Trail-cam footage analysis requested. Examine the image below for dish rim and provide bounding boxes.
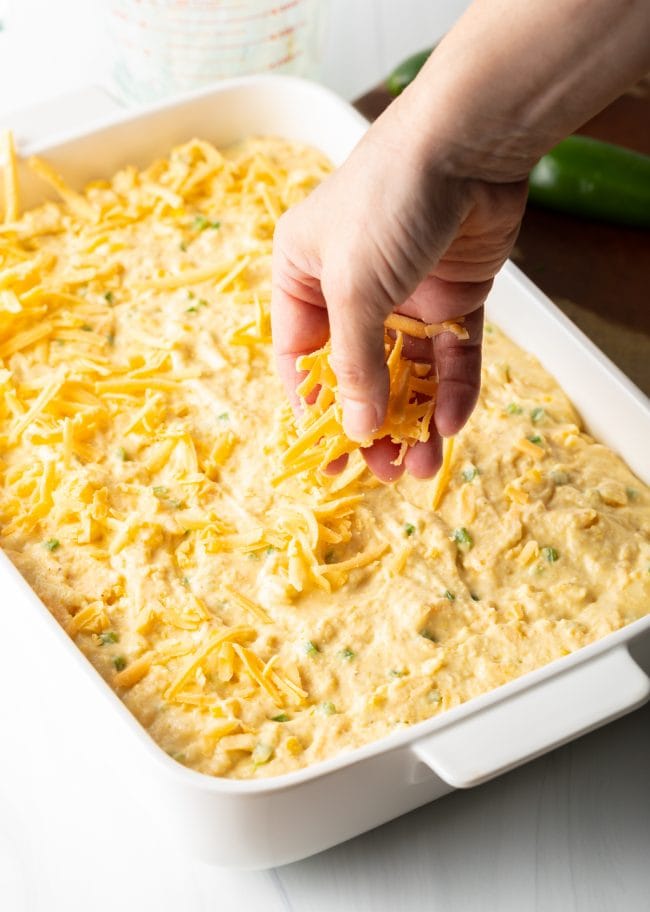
[4,73,649,797]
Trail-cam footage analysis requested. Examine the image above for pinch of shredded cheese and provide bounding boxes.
[384,312,469,341]
[275,328,446,482]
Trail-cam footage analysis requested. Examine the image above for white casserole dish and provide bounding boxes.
[0,75,648,870]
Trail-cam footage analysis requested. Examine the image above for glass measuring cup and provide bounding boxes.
[106,0,328,106]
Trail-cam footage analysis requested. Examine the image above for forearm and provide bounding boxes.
[390,0,650,181]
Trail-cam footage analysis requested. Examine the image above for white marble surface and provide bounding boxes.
[1,3,649,910]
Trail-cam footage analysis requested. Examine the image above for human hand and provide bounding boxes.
[272,0,650,484]
[271,104,527,482]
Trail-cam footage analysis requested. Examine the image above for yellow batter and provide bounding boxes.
[0,136,648,779]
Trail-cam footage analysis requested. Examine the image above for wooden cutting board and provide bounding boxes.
[354,79,650,396]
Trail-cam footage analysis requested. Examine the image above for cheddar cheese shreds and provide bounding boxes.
[274,314,469,483]
[1,136,649,781]
[275,330,438,483]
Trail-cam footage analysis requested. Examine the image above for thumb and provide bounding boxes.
[324,272,391,442]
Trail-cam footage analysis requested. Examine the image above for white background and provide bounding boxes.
[1,2,649,911]
[0,0,471,114]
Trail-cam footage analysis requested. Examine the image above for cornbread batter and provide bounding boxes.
[1,136,648,779]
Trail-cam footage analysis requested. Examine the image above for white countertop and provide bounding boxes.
[2,701,648,911]
[1,3,648,910]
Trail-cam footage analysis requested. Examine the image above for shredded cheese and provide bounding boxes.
[223,586,273,624]
[2,132,638,784]
[515,437,546,459]
[166,627,257,700]
[114,654,152,689]
[0,135,341,775]
[275,329,443,483]
[432,437,456,510]
[2,131,19,224]
[384,312,469,341]
[28,155,95,221]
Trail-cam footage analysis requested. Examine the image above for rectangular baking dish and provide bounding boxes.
[1,75,648,870]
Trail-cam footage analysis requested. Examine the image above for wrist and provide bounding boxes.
[390,0,650,186]
[391,64,543,186]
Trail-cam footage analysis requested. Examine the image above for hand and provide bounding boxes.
[271,107,527,482]
[272,0,650,484]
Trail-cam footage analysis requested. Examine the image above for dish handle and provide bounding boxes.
[411,645,649,789]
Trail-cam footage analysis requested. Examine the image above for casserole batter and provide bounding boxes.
[1,136,648,778]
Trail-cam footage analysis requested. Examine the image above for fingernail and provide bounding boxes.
[342,399,379,442]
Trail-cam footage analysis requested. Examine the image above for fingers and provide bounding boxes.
[362,436,406,483]
[272,208,393,445]
[323,453,349,475]
[270,170,510,482]
[406,274,492,321]
[272,292,329,414]
[404,433,443,479]
[396,275,488,440]
[434,305,484,437]
[271,219,328,412]
[324,270,392,442]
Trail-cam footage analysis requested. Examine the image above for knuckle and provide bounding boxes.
[321,272,388,335]
[320,264,360,305]
[329,356,378,394]
[322,260,393,316]
[273,210,297,251]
